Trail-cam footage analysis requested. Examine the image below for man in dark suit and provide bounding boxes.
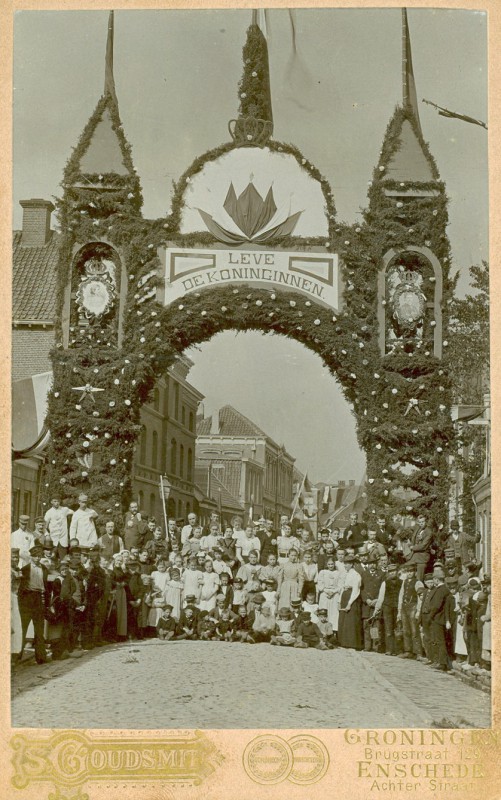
[18,543,50,663]
[256,519,277,566]
[343,513,367,551]
[428,567,453,671]
[374,515,395,550]
[406,513,433,581]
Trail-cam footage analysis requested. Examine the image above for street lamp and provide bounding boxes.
[159,474,173,543]
[273,446,286,530]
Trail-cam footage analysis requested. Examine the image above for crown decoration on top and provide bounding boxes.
[228,115,274,148]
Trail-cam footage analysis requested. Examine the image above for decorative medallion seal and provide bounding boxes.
[242,734,293,785]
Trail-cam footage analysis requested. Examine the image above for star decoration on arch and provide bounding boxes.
[72,383,105,403]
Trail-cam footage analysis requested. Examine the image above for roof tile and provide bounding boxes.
[13,230,60,320]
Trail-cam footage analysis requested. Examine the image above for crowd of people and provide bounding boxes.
[11,496,491,678]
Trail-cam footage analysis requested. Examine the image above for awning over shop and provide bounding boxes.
[12,371,52,458]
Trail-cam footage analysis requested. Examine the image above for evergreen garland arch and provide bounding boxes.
[44,87,453,543]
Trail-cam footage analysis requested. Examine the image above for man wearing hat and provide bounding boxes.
[82,548,107,649]
[428,566,453,671]
[375,563,402,656]
[443,548,460,583]
[18,543,50,663]
[69,494,98,549]
[44,497,74,557]
[397,563,423,659]
[11,515,35,567]
[418,572,436,661]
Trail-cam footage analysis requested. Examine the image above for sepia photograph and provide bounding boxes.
[10,5,491,738]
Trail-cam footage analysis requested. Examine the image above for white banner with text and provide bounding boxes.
[158,248,342,311]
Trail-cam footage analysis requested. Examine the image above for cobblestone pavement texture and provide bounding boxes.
[11,641,491,729]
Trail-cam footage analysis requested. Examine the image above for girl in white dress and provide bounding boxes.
[199,560,221,612]
[164,567,183,621]
[148,559,170,627]
[317,558,343,632]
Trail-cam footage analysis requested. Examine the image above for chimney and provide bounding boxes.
[210,410,219,435]
[20,199,54,247]
[338,480,345,487]
[349,479,355,486]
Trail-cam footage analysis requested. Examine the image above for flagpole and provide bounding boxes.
[402,9,408,108]
[290,472,307,521]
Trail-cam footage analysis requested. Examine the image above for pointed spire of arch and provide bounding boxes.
[104,10,118,106]
[402,8,422,137]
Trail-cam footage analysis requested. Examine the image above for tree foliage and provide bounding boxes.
[447,261,489,531]
[448,261,489,404]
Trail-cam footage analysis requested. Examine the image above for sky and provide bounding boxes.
[13,8,488,484]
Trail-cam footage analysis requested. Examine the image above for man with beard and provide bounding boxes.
[123,501,147,551]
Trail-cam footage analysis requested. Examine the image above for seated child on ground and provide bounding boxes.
[233,604,255,643]
[294,611,327,649]
[214,608,235,641]
[270,607,296,646]
[175,606,198,640]
[157,605,176,640]
[316,608,335,648]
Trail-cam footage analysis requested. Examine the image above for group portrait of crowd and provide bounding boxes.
[11,495,491,677]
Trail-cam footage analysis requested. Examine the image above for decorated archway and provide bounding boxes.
[44,13,454,537]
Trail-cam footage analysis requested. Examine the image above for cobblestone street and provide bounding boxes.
[11,641,490,729]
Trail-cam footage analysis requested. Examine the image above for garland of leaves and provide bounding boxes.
[44,42,453,539]
[238,22,273,122]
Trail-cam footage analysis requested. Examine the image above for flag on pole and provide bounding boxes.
[290,472,307,520]
[422,99,487,130]
[252,9,269,39]
[104,10,118,104]
[283,9,316,112]
[402,9,423,137]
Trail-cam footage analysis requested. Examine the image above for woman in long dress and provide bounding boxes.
[337,556,363,650]
[112,553,131,639]
[199,560,220,612]
[317,557,343,633]
[277,550,303,608]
